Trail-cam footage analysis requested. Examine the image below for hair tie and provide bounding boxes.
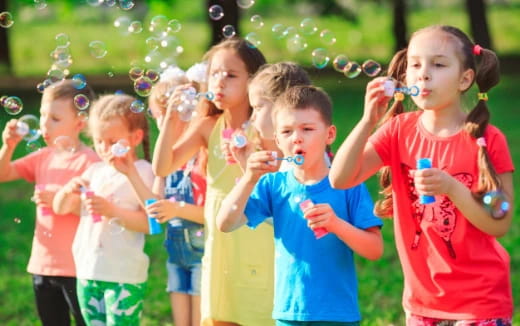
[477,92,488,101]
[476,137,487,147]
[473,44,483,56]
[394,92,405,102]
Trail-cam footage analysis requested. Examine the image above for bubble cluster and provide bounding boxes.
[111,139,130,157]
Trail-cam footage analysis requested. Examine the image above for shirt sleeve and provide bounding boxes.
[11,148,47,183]
[244,174,273,229]
[346,182,383,230]
[486,125,514,174]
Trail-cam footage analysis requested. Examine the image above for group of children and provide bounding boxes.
[0,24,514,326]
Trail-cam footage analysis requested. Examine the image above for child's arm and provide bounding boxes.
[329,78,390,189]
[304,204,384,260]
[415,169,514,237]
[217,150,278,232]
[0,119,22,182]
[153,113,211,177]
[53,177,87,215]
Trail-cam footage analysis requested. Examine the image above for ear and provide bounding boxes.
[130,128,144,147]
[326,124,336,145]
[459,68,475,92]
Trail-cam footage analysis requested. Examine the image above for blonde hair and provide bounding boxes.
[249,62,311,102]
[89,94,151,161]
[42,79,96,115]
[375,25,501,218]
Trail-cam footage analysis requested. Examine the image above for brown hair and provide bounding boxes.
[250,62,311,102]
[273,85,333,126]
[375,25,501,218]
[201,37,267,117]
[89,94,151,162]
[42,79,96,115]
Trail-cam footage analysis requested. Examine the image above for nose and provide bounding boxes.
[291,129,303,144]
[418,65,431,81]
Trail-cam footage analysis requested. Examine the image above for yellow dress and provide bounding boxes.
[201,116,275,325]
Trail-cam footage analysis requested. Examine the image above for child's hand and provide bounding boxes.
[220,138,236,164]
[109,152,136,176]
[83,193,115,219]
[413,167,455,197]
[63,177,89,196]
[33,187,56,209]
[244,150,278,182]
[165,84,195,119]
[302,203,338,233]
[228,130,252,172]
[145,199,180,223]
[2,119,23,149]
[363,77,393,125]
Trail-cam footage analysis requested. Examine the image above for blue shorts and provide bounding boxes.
[276,321,360,326]
[166,260,202,295]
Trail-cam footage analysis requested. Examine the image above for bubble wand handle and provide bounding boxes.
[35,184,52,216]
[416,158,436,204]
[84,190,102,222]
[299,199,329,239]
[145,198,163,235]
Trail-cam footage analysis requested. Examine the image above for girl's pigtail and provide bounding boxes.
[464,46,501,198]
[374,47,408,218]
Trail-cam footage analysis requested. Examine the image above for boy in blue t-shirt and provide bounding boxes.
[216,85,383,326]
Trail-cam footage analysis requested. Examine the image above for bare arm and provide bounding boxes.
[53,177,86,215]
[217,150,278,232]
[330,78,391,189]
[417,169,514,237]
[153,111,214,177]
[0,120,22,182]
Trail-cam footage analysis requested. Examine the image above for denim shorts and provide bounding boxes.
[164,223,204,266]
[276,320,360,326]
[166,260,202,295]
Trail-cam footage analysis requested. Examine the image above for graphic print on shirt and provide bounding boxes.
[401,163,473,258]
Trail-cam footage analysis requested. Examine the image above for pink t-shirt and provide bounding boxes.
[369,111,514,320]
[13,146,100,277]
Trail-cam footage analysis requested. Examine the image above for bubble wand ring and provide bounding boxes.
[275,154,305,165]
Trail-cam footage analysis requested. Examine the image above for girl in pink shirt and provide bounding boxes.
[330,25,513,325]
[0,80,99,326]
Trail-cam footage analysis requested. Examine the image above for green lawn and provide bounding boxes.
[1,1,520,325]
[1,73,519,325]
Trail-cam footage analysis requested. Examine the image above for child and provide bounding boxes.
[216,85,383,325]
[146,70,207,326]
[329,25,513,325]
[53,94,154,325]
[0,79,97,326]
[152,37,274,326]
[228,62,312,170]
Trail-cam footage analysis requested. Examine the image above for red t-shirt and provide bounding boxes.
[13,146,100,277]
[369,111,514,320]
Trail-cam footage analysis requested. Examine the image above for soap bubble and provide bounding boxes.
[2,96,23,115]
[0,11,14,28]
[222,25,236,38]
[26,139,42,153]
[319,29,336,45]
[114,16,131,35]
[344,61,362,79]
[167,19,181,33]
[237,0,255,9]
[134,77,153,97]
[72,74,87,90]
[16,114,40,142]
[362,59,382,77]
[245,32,261,48]
[111,139,130,157]
[34,0,48,10]
[286,35,307,53]
[311,48,330,69]
[149,15,168,35]
[89,41,107,59]
[128,20,143,34]
[333,55,349,72]
[250,14,264,29]
[129,66,144,81]
[54,135,76,153]
[118,0,135,11]
[271,23,285,39]
[208,5,224,21]
[47,69,66,83]
[483,191,510,219]
[299,18,317,35]
[74,94,90,111]
[55,33,70,48]
[129,99,145,113]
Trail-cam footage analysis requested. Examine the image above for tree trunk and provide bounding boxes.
[206,0,240,48]
[0,0,12,74]
[466,0,493,49]
[392,0,408,52]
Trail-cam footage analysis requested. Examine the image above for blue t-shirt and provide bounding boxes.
[245,170,382,322]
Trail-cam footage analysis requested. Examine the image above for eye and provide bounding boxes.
[434,62,445,67]
[304,127,314,131]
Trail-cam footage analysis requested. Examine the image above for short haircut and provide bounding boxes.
[249,62,311,102]
[42,79,96,114]
[273,85,333,126]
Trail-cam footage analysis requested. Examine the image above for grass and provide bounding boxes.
[1,1,520,324]
[1,73,519,325]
